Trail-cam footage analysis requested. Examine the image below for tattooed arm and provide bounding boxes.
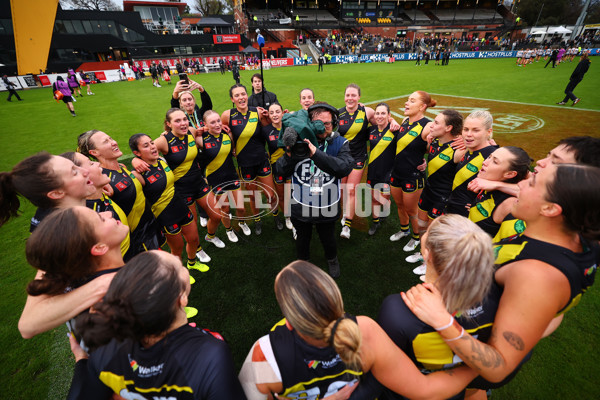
[402,259,570,382]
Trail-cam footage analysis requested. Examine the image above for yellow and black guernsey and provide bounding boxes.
[425,138,457,198]
[229,106,269,167]
[261,123,284,165]
[202,132,239,191]
[493,213,526,243]
[468,189,512,237]
[163,131,209,203]
[446,145,496,216]
[338,105,370,164]
[391,117,429,179]
[268,317,362,399]
[494,234,599,315]
[140,158,193,234]
[68,324,245,399]
[366,123,397,184]
[377,291,500,399]
[86,194,132,261]
[103,165,161,254]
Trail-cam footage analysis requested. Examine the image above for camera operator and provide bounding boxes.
[274,103,352,278]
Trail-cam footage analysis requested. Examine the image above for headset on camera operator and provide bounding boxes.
[274,103,352,278]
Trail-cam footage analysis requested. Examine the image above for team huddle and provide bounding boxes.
[1,77,599,400]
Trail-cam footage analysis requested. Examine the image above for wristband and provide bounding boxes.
[444,327,465,342]
[434,315,454,331]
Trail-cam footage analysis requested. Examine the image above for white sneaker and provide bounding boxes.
[390,230,410,241]
[205,234,225,249]
[412,264,426,275]
[285,217,293,230]
[403,238,420,252]
[226,230,238,243]
[292,226,297,240]
[156,84,162,88]
[340,216,346,227]
[239,222,251,236]
[200,217,208,227]
[340,226,351,239]
[196,249,211,263]
[405,252,423,264]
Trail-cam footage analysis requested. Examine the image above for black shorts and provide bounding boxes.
[239,159,272,182]
[62,96,73,104]
[352,159,366,170]
[271,164,286,184]
[390,174,425,193]
[212,179,241,195]
[163,208,194,235]
[366,179,390,195]
[418,188,448,219]
[178,180,211,206]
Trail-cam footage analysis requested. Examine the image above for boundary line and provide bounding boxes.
[368,93,600,113]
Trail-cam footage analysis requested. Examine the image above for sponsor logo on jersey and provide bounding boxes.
[304,354,342,369]
[585,264,597,276]
[249,118,258,123]
[205,142,215,149]
[382,136,392,141]
[439,153,451,161]
[340,120,347,126]
[269,135,278,141]
[223,140,231,145]
[115,181,128,192]
[355,118,364,123]
[171,145,181,153]
[232,119,241,126]
[164,166,171,172]
[466,163,478,173]
[408,130,419,137]
[514,219,525,233]
[188,142,195,147]
[130,359,138,371]
[147,175,157,184]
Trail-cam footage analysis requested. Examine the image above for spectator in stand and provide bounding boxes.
[248,73,278,109]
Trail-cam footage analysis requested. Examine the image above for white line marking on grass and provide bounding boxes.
[368,93,600,113]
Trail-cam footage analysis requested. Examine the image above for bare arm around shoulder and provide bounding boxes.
[19,271,114,339]
[358,316,478,400]
[401,260,570,382]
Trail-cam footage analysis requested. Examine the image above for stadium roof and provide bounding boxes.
[196,17,232,27]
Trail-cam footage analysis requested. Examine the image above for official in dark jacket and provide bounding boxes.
[248,73,278,108]
[557,52,590,106]
[275,103,352,278]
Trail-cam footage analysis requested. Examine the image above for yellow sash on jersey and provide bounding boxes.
[413,323,493,370]
[493,218,526,243]
[452,152,485,190]
[368,129,395,164]
[151,159,175,218]
[99,371,193,394]
[170,133,198,182]
[270,148,284,165]
[235,111,259,155]
[468,191,495,223]
[493,240,528,266]
[103,194,130,258]
[343,109,366,142]
[206,134,232,177]
[396,124,423,155]
[427,144,454,177]
[120,166,146,231]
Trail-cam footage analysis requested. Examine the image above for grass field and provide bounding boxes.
[1,57,599,399]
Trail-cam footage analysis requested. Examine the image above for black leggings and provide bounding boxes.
[291,218,337,261]
[562,79,581,103]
